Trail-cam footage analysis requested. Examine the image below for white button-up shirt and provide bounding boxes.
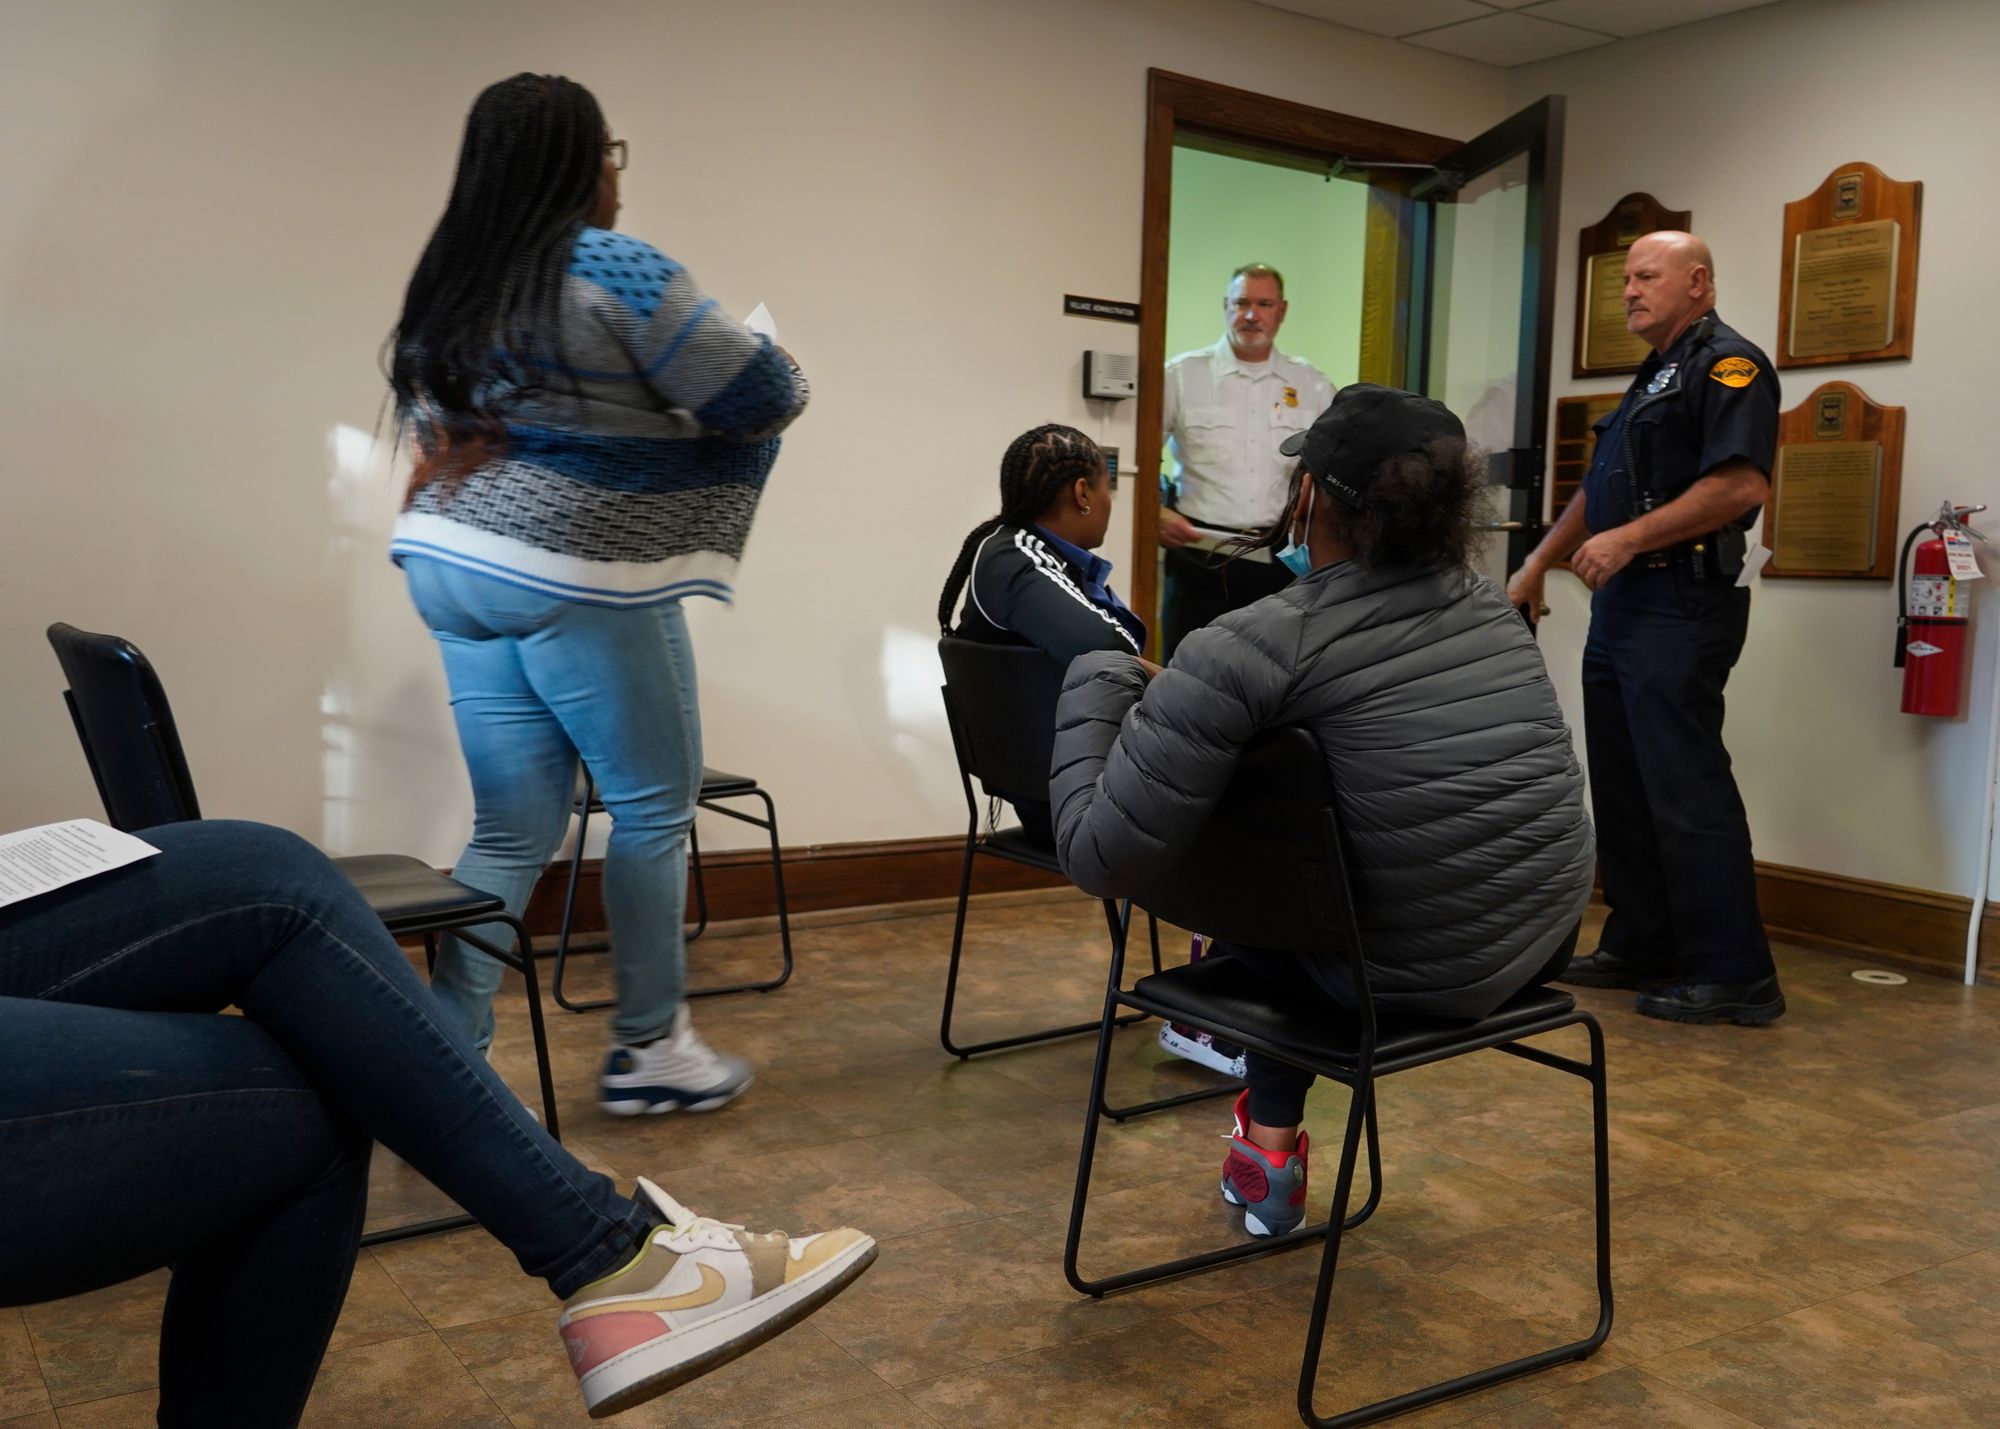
[1163,338,1335,557]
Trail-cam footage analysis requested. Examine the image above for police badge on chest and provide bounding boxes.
[1645,364,1678,396]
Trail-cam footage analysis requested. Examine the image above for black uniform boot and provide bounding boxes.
[1634,976,1786,1026]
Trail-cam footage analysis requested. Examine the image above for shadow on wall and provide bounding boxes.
[0,4,489,854]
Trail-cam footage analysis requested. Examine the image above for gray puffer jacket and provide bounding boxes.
[1051,559,1594,1019]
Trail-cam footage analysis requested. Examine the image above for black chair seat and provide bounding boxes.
[698,766,759,798]
[977,825,1063,871]
[1132,957,1576,1071]
[573,765,761,814]
[333,855,503,932]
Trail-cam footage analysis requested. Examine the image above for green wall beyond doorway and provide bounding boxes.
[1165,144,1370,396]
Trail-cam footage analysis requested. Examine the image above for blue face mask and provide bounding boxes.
[1275,481,1316,578]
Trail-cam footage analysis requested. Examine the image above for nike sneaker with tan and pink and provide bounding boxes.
[558,1178,877,1418]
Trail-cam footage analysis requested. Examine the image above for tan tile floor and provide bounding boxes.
[11,892,2000,1427]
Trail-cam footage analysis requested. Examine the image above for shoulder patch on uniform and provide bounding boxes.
[1709,356,1758,389]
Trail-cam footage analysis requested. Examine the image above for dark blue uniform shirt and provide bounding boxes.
[1582,312,1780,538]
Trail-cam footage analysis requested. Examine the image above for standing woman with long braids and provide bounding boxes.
[389,74,804,1115]
[940,424,1144,845]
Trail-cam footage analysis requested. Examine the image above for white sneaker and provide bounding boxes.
[599,1006,753,1116]
[559,1179,876,1418]
[1158,1022,1249,1079]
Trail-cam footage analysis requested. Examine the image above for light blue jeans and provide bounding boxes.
[404,557,699,1048]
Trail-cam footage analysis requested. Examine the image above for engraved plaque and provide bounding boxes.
[1773,441,1880,572]
[1777,162,1921,368]
[1573,192,1689,378]
[1788,219,1898,359]
[1582,252,1652,371]
[1761,381,1904,579]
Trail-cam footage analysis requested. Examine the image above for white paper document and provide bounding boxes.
[1736,542,1773,588]
[744,302,779,343]
[0,819,160,910]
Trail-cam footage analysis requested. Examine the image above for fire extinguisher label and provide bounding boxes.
[1943,530,1985,581]
[1906,641,1945,657]
[1910,574,1955,617]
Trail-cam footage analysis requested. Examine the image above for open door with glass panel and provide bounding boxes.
[1131,75,1565,643]
[1406,96,1566,594]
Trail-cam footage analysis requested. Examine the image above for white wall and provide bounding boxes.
[1509,0,2000,902]
[0,0,1508,861]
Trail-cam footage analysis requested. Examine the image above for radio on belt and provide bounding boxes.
[1083,350,1137,401]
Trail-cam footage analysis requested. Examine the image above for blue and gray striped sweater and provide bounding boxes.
[390,227,808,607]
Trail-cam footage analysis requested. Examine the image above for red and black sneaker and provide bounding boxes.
[1218,1089,1309,1237]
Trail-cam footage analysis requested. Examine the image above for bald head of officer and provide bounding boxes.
[1622,230,1717,354]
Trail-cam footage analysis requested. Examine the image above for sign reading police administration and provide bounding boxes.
[1063,294,1141,324]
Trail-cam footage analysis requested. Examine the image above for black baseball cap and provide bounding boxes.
[1278,384,1465,510]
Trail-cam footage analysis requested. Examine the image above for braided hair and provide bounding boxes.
[389,74,606,494]
[937,424,1105,633]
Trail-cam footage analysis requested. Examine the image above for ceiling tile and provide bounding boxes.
[1404,11,1614,64]
[1251,0,1494,40]
[1520,0,1784,40]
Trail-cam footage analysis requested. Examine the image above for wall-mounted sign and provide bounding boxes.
[1063,294,1141,324]
[1762,381,1904,579]
[1572,192,1689,379]
[1778,163,1922,368]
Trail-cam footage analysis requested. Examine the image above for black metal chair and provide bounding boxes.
[936,637,1162,1058]
[549,767,795,1012]
[1063,727,1612,1428]
[45,623,562,1246]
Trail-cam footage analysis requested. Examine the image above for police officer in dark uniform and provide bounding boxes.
[1509,231,1785,1025]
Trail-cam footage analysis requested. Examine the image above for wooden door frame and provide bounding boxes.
[1131,69,1462,643]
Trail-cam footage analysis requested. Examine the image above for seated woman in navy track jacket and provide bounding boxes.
[937,424,1145,845]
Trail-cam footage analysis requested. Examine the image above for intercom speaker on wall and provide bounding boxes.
[1083,350,1137,401]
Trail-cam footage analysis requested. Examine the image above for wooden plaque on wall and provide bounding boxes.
[1777,162,1921,369]
[1572,192,1689,378]
[1551,391,1625,513]
[1761,381,1904,579]
[1550,391,1624,567]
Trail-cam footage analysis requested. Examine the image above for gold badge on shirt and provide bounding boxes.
[1282,386,1299,408]
[1709,357,1758,389]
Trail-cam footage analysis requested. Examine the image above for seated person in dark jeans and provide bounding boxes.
[938,423,1146,845]
[0,820,874,1426]
[1050,386,1595,1237]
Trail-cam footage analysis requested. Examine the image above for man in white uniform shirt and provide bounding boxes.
[1159,263,1336,654]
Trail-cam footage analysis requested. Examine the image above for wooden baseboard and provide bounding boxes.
[522,834,1065,935]
[1755,860,2000,987]
[524,837,1999,986]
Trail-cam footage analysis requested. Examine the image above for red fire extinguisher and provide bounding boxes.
[1895,504,1985,717]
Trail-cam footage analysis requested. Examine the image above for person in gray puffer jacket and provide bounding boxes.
[1050,384,1594,1238]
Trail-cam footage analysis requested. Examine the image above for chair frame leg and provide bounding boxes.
[551,789,609,1014]
[1291,1015,1611,1426]
[364,914,562,1248]
[550,779,794,1012]
[1063,906,1377,1294]
[938,841,1149,1058]
[1095,919,1241,1123]
[1067,1012,1608,1425]
[1063,1026,1379,1297]
[684,789,794,999]
[1288,1008,1616,1416]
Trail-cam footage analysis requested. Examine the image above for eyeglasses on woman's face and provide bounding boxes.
[603,139,628,172]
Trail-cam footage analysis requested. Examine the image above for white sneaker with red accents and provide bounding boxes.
[558,1179,876,1418]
